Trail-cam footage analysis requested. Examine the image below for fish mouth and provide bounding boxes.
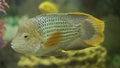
[11,43,39,55]
[11,43,31,54]
[11,45,26,54]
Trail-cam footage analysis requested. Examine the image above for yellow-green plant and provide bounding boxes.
[38,1,59,13]
[18,46,107,68]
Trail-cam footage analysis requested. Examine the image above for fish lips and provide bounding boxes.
[11,42,32,54]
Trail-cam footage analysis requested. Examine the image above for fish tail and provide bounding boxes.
[79,13,104,46]
[68,12,105,46]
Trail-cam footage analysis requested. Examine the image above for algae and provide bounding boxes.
[18,46,107,68]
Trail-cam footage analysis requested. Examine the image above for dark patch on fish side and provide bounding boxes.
[81,20,95,40]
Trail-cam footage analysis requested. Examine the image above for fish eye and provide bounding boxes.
[24,35,28,38]
[22,33,29,39]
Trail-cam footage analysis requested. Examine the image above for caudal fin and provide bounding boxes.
[82,13,104,46]
[67,12,105,46]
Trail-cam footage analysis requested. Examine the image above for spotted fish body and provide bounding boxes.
[34,14,78,48]
[11,12,104,56]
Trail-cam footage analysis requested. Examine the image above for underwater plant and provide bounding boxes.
[0,0,9,48]
[0,0,9,17]
[3,15,29,41]
[112,55,120,68]
[38,1,59,13]
[0,20,7,48]
[18,46,107,68]
[4,16,19,26]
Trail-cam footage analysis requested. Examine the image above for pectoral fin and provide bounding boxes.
[44,31,61,48]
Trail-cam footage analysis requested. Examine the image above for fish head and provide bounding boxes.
[11,20,44,55]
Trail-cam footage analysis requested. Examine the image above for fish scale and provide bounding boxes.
[32,15,77,47]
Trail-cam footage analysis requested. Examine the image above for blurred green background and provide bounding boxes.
[0,0,120,68]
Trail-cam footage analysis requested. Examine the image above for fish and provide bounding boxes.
[11,12,105,56]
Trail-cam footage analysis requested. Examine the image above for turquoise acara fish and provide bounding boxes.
[11,12,105,56]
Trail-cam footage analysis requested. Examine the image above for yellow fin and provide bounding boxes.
[68,12,94,16]
[44,32,61,48]
[69,12,105,46]
[84,16,104,46]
